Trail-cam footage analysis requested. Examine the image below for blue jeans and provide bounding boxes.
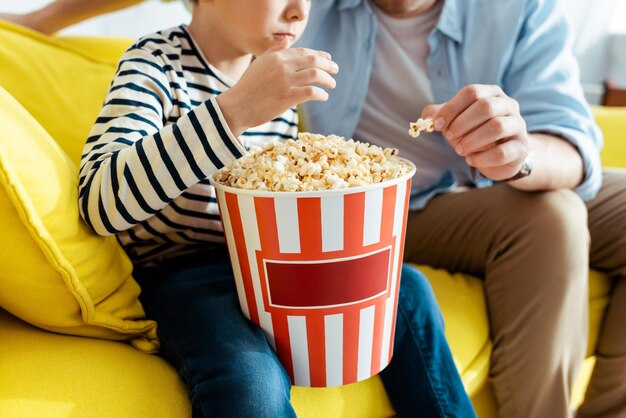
[134,254,475,418]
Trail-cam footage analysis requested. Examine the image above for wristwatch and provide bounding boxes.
[504,151,534,182]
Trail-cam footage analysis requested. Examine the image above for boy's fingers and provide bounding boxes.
[295,67,337,90]
[286,47,335,69]
[290,53,339,74]
[292,85,330,104]
[262,36,291,56]
[291,46,332,61]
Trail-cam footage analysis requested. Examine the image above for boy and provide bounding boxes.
[79,0,476,416]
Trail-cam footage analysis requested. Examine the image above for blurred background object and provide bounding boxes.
[566,0,626,104]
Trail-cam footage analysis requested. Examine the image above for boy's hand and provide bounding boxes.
[217,40,339,137]
[422,84,530,182]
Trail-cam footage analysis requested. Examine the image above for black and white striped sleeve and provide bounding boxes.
[78,47,246,236]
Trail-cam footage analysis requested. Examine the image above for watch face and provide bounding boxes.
[519,161,531,176]
[504,151,534,182]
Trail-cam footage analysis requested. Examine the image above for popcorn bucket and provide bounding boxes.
[210,161,415,387]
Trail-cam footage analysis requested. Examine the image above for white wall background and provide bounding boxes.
[0,0,190,37]
[1,0,625,103]
[565,0,625,102]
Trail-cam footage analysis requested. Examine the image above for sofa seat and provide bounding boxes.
[0,308,190,417]
[0,267,612,418]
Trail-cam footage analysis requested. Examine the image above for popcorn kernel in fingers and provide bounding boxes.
[408,117,434,138]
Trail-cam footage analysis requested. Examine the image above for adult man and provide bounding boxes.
[298,0,626,417]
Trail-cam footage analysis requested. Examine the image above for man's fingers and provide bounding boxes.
[446,96,513,141]
[465,138,525,172]
[433,84,505,130]
[450,116,525,156]
[421,104,444,121]
[455,116,522,156]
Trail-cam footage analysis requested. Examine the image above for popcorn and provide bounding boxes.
[213,132,412,192]
[408,117,434,138]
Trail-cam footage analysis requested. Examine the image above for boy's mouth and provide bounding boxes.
[273,33,296,44]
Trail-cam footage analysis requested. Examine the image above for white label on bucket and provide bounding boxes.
[275,198,301,254]
[325,313,344,386]
[321,195,344,252]
[239,194,275,348]
[288,315,311,387]
[357,305,376,381]
[363,188,384,246]
[216,190,250,320]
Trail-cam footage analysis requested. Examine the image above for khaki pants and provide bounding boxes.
[403,170,626,418]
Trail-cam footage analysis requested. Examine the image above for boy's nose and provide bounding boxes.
[286,0,308,21]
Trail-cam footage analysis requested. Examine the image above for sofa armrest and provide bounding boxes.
[593,106,626,169]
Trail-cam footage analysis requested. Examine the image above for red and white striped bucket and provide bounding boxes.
[210,161,415,387]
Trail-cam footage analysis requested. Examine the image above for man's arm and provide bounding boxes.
[497,0,602,198]
[422,85,586,192]
[423,0,601,197]
[509,133,583,191]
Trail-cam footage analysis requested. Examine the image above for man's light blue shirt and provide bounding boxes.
[298,0,603,209]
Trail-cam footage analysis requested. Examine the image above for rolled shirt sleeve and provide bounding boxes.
[503,0,603,200]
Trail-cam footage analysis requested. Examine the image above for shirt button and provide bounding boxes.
[436,69,443,77]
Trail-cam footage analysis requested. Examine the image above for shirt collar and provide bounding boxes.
[337,0,361,11]
[435,0,463,43]
[339,0,463,43]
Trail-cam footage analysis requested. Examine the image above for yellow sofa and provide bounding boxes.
[0,21,623,417]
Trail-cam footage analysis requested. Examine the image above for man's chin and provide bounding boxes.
[372,0,437,17]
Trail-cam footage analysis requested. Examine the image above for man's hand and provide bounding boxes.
[217,40,339,137]
[422,84,530,181]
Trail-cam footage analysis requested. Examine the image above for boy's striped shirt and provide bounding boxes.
[79,25,298,266]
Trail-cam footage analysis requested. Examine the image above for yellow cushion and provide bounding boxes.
[0,308,186,417]
[0,85,157,349]
[593,106,626,169]
[420,266,492,394]
[292,377,394,418]
[0,21,132,164]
